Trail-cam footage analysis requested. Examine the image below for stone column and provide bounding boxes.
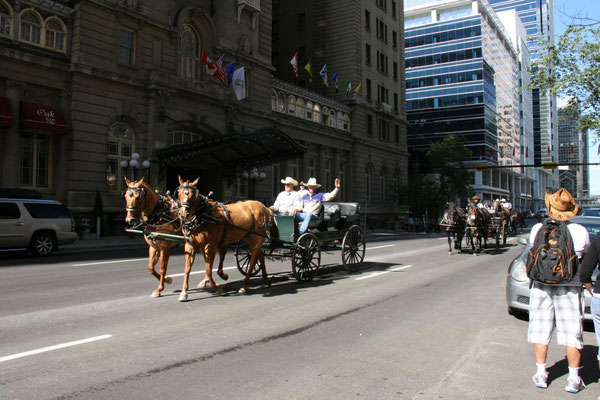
[56,82,71,200]
[1,79,26,187]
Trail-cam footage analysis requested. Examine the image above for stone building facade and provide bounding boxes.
[1,0,406,233]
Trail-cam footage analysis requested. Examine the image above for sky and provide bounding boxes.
[552,0,600,195]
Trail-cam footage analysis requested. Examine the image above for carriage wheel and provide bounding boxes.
[342,226,366,273]
[292,233,321,282]
[235,243,261,277]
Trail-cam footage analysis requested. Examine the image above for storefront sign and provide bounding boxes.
[0,98,12,127]
[21,102,67,134]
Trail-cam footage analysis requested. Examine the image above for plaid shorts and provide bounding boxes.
[527,283,584,349]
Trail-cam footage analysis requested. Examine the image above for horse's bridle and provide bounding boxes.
[125,185,146,213]
[176,182,199,211]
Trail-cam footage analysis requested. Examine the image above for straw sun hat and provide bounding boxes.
[545,188,579,221]
[280,177,298,186]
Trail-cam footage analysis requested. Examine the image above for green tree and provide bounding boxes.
[397,135,473,215]
[427,134,474,203]
[528,24,600,131]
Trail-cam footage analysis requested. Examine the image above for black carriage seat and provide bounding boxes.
[305,202,360,232]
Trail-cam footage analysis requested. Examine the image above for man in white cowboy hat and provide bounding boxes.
[270,177,302,216]
[528,188,590,393]
[295,177,341,234]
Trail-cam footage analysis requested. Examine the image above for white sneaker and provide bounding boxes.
[565,377,585,393]
[532,372,548,388]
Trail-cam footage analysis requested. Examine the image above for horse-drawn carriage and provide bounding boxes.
[123,177,365,300]
[235,202,366,282]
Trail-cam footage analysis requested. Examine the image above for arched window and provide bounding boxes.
[271,90,277,111]
[180,24,199,80]
[288,95,296,115]
[306,101,313,120]
[45,17,66,52]
[107,122,134,191]
[20,9,42,45]
[167,130,201,146]
[328,109,336,128]
[0,1,13,37]
[277,91,286,113]
[322,106,329,125]
[313,103,321,123]
[337,111,344,130]
[295,97,305,118]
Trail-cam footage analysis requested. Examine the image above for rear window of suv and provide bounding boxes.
[24,203,71,219]
[0,202,21,219]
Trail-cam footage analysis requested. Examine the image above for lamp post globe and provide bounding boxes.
[131,152,140,160]
[120,160,129,168]
[142,160,151,169]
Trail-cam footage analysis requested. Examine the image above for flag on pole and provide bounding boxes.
[354,83,361,95]
[304,59,313,82]
[201,50,219,78]
[232,67,246,101]
[547,146,551,154]
[216,54,227,84]
[526,146,529,158]
[512,148,515,156]
[319,64,328,86]
[226,61,236,87]
[344,79,351,96]
[331,72,339,93]
[290,52,299,77]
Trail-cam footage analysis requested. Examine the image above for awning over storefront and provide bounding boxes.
[21,102,67,134]
[0,98,12,127]
[156,126,307,170]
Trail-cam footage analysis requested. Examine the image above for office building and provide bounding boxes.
[558,107,589,198]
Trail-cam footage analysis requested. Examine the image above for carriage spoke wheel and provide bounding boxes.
[292,233,321,282]
[342,226,365,273]
[235,243,261,277]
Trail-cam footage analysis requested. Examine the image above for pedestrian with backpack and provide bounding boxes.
[579,233,600,376]
[527,189,590,393]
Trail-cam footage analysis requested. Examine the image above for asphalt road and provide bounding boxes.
[1,232,599,399]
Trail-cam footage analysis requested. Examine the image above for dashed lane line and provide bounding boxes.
[365,244,396,250]
[355,265,414,281]
[73,258,148,267]
[0,335,113,363]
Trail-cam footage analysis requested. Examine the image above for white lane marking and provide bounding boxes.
[73,258,148,267]
[355,265,413,281]
[366,244,396,250]
[0,335,112,363]
[167,266,237,278]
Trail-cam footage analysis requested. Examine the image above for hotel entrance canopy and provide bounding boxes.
[156,126,307,172]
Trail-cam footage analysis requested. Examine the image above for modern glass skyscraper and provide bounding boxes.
[405,0,524,204]
[558,108,589,198]
[488,0,559,191]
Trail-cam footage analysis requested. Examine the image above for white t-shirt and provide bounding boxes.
[529,222,590,258]
[272,190,302,213]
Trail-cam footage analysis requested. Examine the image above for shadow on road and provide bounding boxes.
[171,261,405,301]
[546,344,599,387]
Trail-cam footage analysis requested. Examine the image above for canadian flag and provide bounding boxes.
[201,50,221,80]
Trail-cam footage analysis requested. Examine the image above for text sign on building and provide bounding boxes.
[20,102,67,134]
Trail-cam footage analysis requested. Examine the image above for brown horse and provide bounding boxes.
[465,203,489,252]
[123,177,225,297]
[492,199,512,235]
[175,176,278,300]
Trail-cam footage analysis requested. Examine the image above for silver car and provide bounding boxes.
[0,199,77,256]
[506,216,600,320]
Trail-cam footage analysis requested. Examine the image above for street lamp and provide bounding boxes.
[241,167,266,199]
[121,152,151,181]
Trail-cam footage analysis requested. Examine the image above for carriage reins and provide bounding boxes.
[125,185,180,230]
[176,183,272,245]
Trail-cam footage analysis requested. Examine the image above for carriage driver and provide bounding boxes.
[270,177,303,216]
[295,177,341,234]
[472,195,485,209]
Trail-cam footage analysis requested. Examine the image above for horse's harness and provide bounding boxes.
[125,185,178,230]
[176,182,273,247]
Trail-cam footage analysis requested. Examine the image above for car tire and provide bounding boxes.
[508,306,527,318]
[30,232,57,257]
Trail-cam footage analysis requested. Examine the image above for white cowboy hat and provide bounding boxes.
[501,198,506,202]
[280,177,298,186]
[304,177,321,188]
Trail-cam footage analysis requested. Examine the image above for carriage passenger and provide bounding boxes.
[270,177,302,216]
[297,181,308,199]
[472,195,485,209]
[295,177,341,234]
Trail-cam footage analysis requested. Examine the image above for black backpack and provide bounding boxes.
[526,220,578,284]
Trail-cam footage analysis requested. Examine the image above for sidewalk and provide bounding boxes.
[61,235,149,252]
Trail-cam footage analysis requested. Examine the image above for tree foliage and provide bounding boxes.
[528,24,600,132]
[397,135,473,215]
